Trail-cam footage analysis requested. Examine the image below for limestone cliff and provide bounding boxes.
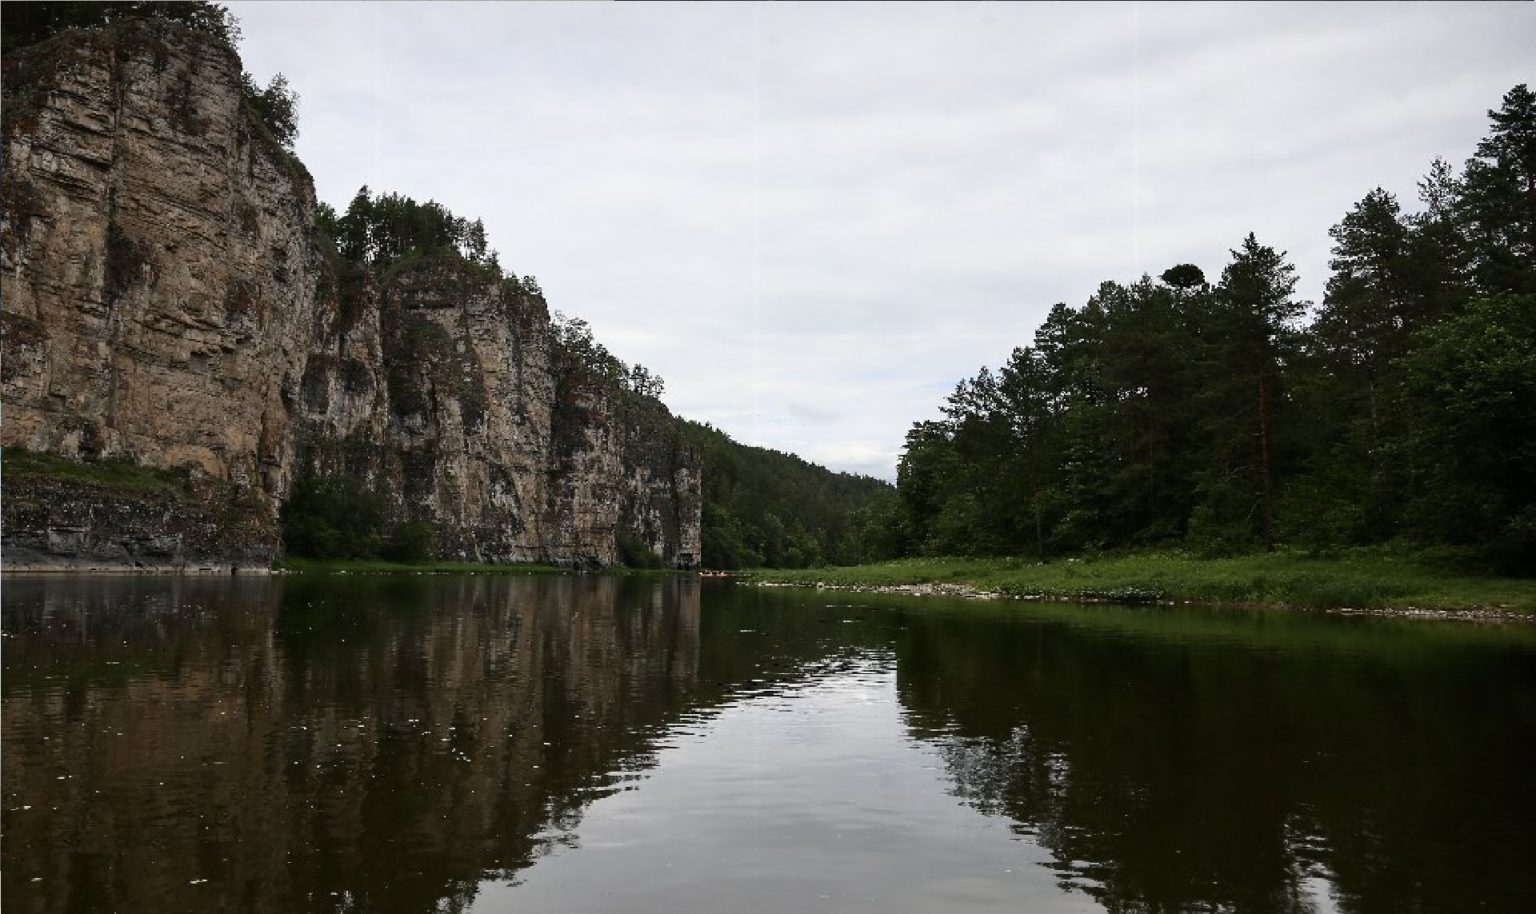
[1,21,700,570]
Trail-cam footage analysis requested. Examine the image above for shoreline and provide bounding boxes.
[1,562,275,575]
[752,579,1535,622]
[1,559,688,577]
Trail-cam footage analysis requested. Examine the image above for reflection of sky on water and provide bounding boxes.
[5,577,1534,913]
[490,656,1090,914]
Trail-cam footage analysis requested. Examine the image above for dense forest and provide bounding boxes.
[890,85,1535,574]
[679,421,894,569]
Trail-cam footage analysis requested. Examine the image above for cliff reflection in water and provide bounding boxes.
[6,580,1536,914]
[2,574,705,913]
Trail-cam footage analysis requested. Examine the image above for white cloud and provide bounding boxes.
[230,0,1535,481]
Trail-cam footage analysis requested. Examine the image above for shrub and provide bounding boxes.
[617,532,663,569]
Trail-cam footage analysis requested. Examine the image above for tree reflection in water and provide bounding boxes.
[893,603,1536,913]
[4,580,1535,913]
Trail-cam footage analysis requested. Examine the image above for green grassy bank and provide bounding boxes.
[746,553,1536,613]
[2,449,193,493]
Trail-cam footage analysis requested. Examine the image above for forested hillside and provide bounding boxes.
[679,421,894,569]
[891,85,1536,573]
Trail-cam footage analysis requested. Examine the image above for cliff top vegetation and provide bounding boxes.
[2,1,298,149]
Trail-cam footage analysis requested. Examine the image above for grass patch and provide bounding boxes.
[2,448,191,494]
[747,551,1536,613]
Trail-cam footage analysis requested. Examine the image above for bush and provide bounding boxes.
[617,532,663,569]
[382,519,434,564]
[281,472,430,561]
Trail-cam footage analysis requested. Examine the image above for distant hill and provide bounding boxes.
[678,420,895,569]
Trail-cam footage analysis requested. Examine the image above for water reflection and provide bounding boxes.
[4,579,1536,913]
[892,603,1536,913]
[3,575,707,913]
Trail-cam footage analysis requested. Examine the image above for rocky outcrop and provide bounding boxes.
[1,22,700,569]
[0,458,275,572]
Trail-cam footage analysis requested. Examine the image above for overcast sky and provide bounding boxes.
[229,1,1533,481]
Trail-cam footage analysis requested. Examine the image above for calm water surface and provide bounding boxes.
[4,575,1535,913]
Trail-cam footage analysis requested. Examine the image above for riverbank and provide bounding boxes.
[746,553,1536,617]
[275,557,567,575]
[274,557,693,575]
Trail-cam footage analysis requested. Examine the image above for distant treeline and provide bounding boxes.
[679,420,895,569]
[890,85,1535,574]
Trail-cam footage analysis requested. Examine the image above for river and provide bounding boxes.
[3,574,1534,912]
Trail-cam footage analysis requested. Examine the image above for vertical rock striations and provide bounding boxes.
[1,22,700,570]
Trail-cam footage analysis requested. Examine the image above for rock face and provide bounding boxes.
[1,22,701,569]
[0,460,275,572]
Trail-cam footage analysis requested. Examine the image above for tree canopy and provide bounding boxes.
[1,1,239,56]
[886,85,1536,574]
[240,71,299,149]
[680,420,895,569]
[323,186,498,270]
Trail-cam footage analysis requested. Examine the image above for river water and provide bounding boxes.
[3,574,1534,913]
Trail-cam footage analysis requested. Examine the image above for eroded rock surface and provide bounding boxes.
[2,22,700,569]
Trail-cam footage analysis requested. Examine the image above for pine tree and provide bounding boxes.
[1458,85,1536,295]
